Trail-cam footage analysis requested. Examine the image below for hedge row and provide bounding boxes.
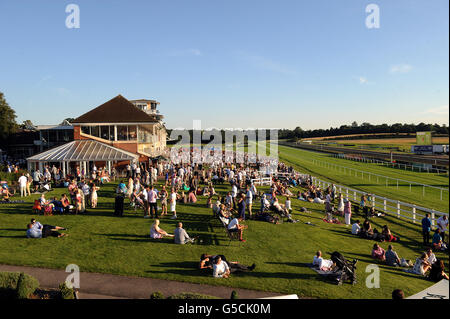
[0,271,40,299]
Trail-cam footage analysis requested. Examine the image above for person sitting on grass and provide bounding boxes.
[272,198,294,221]
[60,194,71,213]
[254,210,280,224]
[150,219,174,239]
[213,256,230,278]
[425,247,437,265]
[359,219,374,238]
[227,216,247,242]
[260,194,271,213]
[428,259,449,282]
[203,255,255,278]
[26,218,68,238]
[371,243,386,261]
[174,222,196,244]
[312,251,333,271]
[351,220,361,235]
[187,189,197,203]
[382,225,400,242]
[385,245,402,267]
[411,253,431,276]
[432,229,448,251]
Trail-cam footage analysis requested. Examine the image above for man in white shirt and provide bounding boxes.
[436,215,448,242]
[352,220,361,235]
[18,173,28,197]
[227,217,246,242]
[245,186,253,218]
[213,256,230,278]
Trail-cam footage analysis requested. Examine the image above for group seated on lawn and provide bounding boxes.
[198,254,256,278]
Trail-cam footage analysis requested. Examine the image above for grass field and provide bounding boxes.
[0,178,447,299]
[276,145,449,213]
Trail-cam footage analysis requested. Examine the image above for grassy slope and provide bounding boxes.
[277,145,449,213]
[0,180,447,299]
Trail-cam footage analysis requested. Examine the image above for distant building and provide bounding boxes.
[27,95,168,174]
[3,123,74,161]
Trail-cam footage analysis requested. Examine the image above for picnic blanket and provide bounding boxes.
[308,263,335,276]
[322,218,341,224]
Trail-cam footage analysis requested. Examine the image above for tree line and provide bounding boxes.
[278,122,448,140]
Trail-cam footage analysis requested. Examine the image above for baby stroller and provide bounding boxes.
[130,193,145,213]
[329,251,358,285]
[36,181,52,193]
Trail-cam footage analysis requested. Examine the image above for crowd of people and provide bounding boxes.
[13,150,449,292]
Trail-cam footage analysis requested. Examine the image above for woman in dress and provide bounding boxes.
[91,183,100,208]
[336,194,345,216]
[159,186,168,216]
[127,177,134,198]
[150,219,174,239]
[344,198,352,225]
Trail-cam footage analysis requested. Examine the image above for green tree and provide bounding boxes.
[0,92,18,140]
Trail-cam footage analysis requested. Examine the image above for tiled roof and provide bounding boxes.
[73,95,158,124]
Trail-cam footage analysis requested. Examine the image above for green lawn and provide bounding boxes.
[276,145,449,213]
[0,180,447,299]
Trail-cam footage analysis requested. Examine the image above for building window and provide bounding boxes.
[91,126,100,138]
[101,126,113,140]
[117,125,128,141]
[81,126,90,135]
[128,125,137,141]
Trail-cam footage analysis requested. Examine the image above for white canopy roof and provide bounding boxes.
[27,140,138,162]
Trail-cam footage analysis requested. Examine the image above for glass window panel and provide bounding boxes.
[100,126,110,140]
[128,125,137,141]
[81,126,90,135]
[109,126,114,140]
[117,126,128,141]
[91,126,100,138]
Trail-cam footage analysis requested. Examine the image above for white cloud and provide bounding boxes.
[236,51,296,75]
[422,105,449,115]
[359,77,368,84]
[389,64,412,74]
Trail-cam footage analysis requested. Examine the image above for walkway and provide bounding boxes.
[0,264,282,299]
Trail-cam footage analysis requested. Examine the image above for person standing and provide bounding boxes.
[26,173,32,196]
[245,186,253,218]
[169,187,178,219]
[18,173,28,197]
[436,215,448,243]
[148,185,158,219]
[421,213,432,245]
[344,199,352,225]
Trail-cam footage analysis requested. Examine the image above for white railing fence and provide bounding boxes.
[310,176,448,226]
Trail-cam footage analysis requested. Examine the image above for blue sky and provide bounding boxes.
[0,0,448,129]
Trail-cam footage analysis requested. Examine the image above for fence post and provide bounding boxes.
[412,205,416,224]
[397,201,400,219]
[354,191,356,201]
[431,210,435,226]
[383,198,387,213]
[346,188,349,200]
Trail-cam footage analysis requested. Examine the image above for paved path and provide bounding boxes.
[0,264,282,299]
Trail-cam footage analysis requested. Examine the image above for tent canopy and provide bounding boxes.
[27,140,138,162]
